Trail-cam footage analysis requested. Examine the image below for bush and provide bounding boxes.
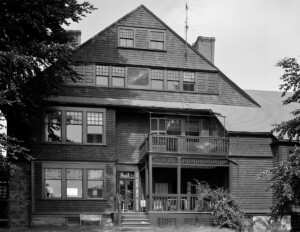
[195,181,248,231]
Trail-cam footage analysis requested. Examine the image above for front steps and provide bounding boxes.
[120,212,152,230]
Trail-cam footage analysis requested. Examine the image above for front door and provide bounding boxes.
[118,172,134,211]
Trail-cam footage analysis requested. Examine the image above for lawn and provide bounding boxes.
[4,225,234,232]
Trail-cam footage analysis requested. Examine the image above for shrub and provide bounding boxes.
[195,181,248,231]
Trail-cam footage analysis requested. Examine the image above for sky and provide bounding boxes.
[67,0,300,91]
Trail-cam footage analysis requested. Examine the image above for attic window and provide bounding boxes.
[150,31,164,50]
[183,72,195,92]
[119,28,134,47]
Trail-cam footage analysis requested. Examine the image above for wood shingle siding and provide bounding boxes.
[230,157,273,212]
[73,7,216,71]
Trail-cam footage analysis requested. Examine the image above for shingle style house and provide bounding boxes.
[3,4,300,229]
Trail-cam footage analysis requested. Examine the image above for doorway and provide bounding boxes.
[118,172,134,211]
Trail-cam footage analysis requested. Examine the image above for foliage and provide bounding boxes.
[0,0,95,170]
[259,57,300,220]
[259,147,300,219]
[195,181,248,231]
[273,57,300,140]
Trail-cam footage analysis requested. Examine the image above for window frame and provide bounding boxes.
[118,27,135,48]
[183,72,195,92]
[149,30,166,50]
[43,107,106,145]
[42,162,106,200]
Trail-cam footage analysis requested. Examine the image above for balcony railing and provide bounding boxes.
[151,194,211,212]
[139,134,229,158]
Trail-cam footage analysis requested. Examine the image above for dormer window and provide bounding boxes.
[150,31,164,50]
[119,28,134,47]
[183,72,195,92]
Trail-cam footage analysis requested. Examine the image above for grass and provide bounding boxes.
[4,225,234,232]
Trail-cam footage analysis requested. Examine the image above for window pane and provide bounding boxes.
[88,170,103,180]
[45,111,61,142]
[112,67,125,77]
[67,180,82,198]
[67,169,82,198]
[167,81,179,90]
[96,65,109,76]
[87,112,103,144]
[66,112,82,143]
[151,80,163,89]
[151,118,157,131]
[183,83,195,92]
[46,180,61,198]
[167,119,181,135]
[87,181,103,198]
[96,76,109,86]
[127,68,149,86]
[112,77,125,87]
[45,169,61,198]
[159,119,166,131]
[87,170,103,199]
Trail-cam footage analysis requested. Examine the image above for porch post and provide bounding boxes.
[145,161,149,211]
[149,156,153,211]
[177,157,181,211]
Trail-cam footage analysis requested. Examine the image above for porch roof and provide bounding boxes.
[46,90,297,134]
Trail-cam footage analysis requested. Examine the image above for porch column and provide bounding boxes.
[177,157,181,211]
[145,161,149,211]
[149,156,153,211]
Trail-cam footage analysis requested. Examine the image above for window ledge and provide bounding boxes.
[117,46,167,52]
[40,142,107,147]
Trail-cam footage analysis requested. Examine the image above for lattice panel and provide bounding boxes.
[157,218,176,226]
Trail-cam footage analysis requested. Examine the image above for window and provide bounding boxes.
[112,67,125,87]
[151,70,164,89]
[166,119,181,135]
[186,120,200,136]
[44,163,105,200]
[87,112,103,144]
[150,31,165,50]
[127,68,149,86]
[119,28,134,47]
[45,110,62,142]
[167,71,180,90]
[87,170,104,199]
[45,169,62,198]
[96,65,109,86]
[151,118,166,135]
[66,111,83,143]
[183,72,195,92]
[44,107,106,144]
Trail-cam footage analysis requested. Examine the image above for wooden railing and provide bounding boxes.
[139,134,229,158]
[151,194,211,212]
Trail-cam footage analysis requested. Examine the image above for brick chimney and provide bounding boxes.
[67,30,81,48]
[193,36,215,64]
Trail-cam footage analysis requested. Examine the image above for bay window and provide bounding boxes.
[44,107,106,144]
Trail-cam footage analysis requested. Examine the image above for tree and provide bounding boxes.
[0,0,95,170]
[260,57,300,219]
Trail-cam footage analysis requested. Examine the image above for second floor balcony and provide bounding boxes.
[139,134,229,158]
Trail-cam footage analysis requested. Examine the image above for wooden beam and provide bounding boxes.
[149,156,153,211]
[145,161,149,211]
[31,161,35,213]
[177,157,181,211]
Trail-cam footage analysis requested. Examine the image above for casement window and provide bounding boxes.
[112,66,125,87]
[150,31,165,50]
[183,72,195,92]
[167,71,180,91]
[96,65,109,86]
[44,164,104,199]
[119,28,134,47]
[151,69,164,89]
[44,107,106,144]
